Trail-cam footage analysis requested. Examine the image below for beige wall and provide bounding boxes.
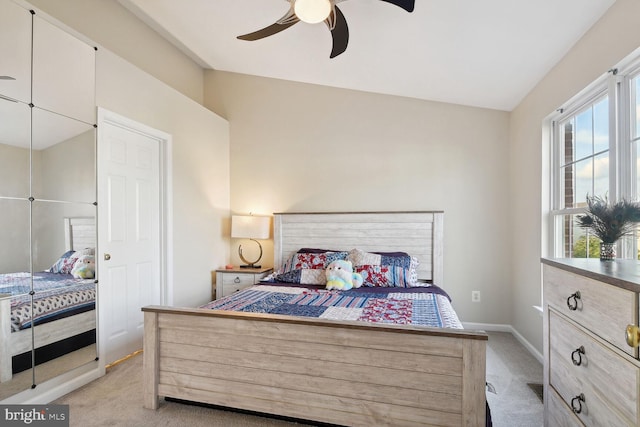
[205,71,512,325]
[0,138,96,272]
[26,0,204,104]
[509,0,640,354]
[97,49,230,307]
[35,131,96,271]
[0,145,30,272]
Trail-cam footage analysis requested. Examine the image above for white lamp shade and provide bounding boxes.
[231,215,270,240]
[294,0,332,24]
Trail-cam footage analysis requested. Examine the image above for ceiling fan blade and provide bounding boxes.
[377,0,415,12]
[327,6,349,58]
[237,8,300,41]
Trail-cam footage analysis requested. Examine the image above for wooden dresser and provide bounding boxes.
[542,258,640,426]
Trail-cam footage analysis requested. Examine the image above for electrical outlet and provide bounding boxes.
[472,291,481,302]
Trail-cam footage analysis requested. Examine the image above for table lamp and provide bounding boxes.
[231,215,270,268]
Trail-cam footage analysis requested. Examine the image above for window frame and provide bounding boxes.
[547,66,640,259]
[617,62,640,258]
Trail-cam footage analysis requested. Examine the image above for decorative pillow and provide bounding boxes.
[73,247,95,257]
[353,265,391,287]
[48,248,96,274]
[48,250,77,274]
[275,251,349,285]
[348,248,420,288]
[274,268,326,285]
[297,248,342,254]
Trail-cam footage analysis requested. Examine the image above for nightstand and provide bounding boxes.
[214,267,273,299]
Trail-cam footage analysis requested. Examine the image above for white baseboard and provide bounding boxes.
[463,322,543,365]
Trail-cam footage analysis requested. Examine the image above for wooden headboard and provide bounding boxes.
[64,217,96,252]
[273,211,444,286]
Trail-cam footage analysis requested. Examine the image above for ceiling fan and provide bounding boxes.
[237,0,415,58]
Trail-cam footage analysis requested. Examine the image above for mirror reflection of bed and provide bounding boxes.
[0,216,97,400]
[0,100,97,400]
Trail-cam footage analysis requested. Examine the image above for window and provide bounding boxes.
[631,72,640,197]
[549,61,640,259]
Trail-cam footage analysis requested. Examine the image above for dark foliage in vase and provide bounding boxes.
[575,195,640,243]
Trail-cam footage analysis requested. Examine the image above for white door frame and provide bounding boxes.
[96,107,173,372]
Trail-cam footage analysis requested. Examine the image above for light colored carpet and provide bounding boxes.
[55,354,309,427]
[54,331,543,426]
[485,332,543,427]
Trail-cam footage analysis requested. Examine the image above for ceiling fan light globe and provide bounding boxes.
[294,0,332,24]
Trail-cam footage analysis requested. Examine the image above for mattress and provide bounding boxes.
[201,282,463,329]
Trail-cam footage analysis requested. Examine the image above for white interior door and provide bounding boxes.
[97,110,163,366]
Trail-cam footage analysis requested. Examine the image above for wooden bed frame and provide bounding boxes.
[0,217,96,383]
[142,212,488,426]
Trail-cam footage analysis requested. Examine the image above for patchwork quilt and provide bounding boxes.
[0,272,95,332]
[201,283,463,329]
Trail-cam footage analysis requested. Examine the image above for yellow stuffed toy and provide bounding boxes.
[71,254,96,279]
[325,260,363,290]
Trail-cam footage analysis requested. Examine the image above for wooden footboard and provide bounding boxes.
[0,295,96,383]
[143,306,487,427]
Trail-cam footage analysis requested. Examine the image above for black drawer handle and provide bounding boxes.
[571,346,585,366]
[566,291,581,310]
[571,393,585,414]
[234,277,241,284]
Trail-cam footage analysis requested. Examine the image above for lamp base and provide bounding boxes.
[240,264,261,269]
[238,239,263,270]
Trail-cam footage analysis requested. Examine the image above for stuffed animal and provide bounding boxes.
[325,260,363,290]
[71,254,96,279]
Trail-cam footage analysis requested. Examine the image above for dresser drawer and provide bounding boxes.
[549,311,639,426]
[543,264,636,355]
[547,386,584,427]
[222,282,252,295]
[221,273,255,287]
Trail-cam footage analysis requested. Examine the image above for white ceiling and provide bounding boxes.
[119,0,616,111]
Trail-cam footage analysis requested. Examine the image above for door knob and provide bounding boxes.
[104,253,111,261]
[626,324,640,347]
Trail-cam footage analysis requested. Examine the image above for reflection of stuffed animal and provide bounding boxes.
[325,260,363,290]
[71,255,95,279]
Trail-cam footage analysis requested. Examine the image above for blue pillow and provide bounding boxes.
[48,250,76,273]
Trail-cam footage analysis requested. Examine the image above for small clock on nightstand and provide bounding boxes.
[214,267,273,299]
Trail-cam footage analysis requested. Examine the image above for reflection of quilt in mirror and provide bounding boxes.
[0,272,95,332]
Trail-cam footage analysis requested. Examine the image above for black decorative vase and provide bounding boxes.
[600,242,616,261]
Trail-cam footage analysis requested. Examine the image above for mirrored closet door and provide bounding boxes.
[0,0,96,401]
